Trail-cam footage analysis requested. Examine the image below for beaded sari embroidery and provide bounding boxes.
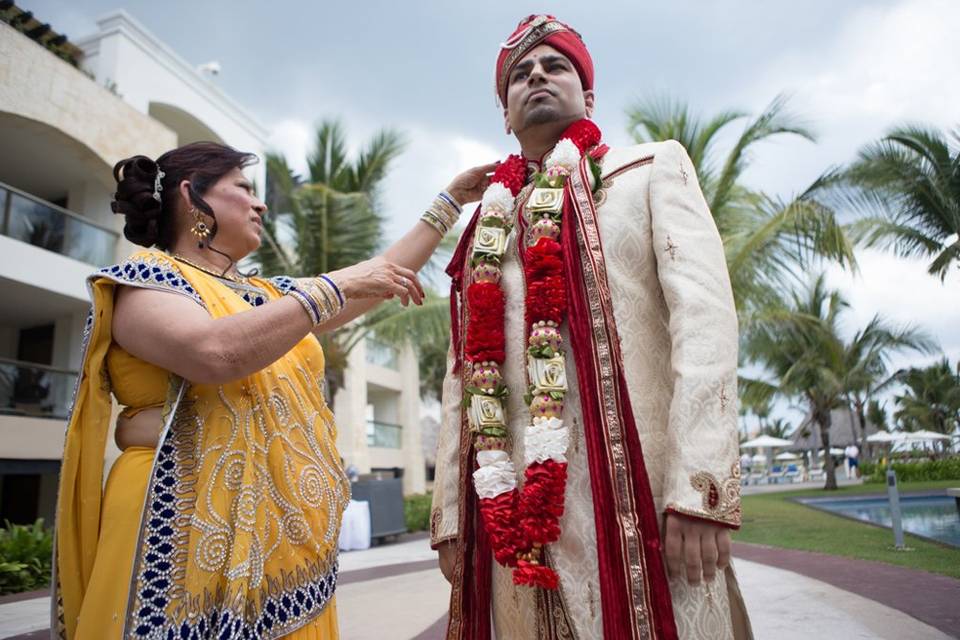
[54,250,349,639]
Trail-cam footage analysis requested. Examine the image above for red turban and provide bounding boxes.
[495,14,594,107]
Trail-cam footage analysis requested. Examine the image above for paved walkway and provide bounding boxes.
[741,476,864,495]
[2,534,957,639]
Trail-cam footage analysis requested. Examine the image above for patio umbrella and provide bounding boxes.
[740,435,794,448]
[904,430,951,441]
[866,431,906,443]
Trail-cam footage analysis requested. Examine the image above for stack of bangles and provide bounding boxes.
[420,191,462,236]
[288,274,345,326]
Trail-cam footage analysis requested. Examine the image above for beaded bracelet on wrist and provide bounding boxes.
[420,191,462,237]
[288,275,345,326]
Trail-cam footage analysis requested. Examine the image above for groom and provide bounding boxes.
[431,14,752,640]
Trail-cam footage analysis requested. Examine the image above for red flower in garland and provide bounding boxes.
[526,275,567,325]
[513,559,560,590]
[525,238,564,281]
[477,491,524,566]
[519,460,568,545]
[491,154,527,197]
[466,282,506,362]
[559,119,602,154]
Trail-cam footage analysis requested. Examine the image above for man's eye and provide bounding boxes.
[513,72,527,82]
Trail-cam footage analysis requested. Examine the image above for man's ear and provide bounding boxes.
[584,90,596,118]
[503,107,512,135]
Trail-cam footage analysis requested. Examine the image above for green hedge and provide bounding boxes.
[0,519,53,595]
[862,457,960,484]
[404,492,433,532]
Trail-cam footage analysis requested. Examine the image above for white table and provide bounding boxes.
[338,499,371,551]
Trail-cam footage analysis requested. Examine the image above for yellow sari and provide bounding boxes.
[54,250,348,639]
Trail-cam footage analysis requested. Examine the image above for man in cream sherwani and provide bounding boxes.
[432,14,753,640]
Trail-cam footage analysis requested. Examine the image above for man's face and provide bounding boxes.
[503,44,594,135]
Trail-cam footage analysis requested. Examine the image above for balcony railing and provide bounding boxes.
[1,180,118,266]
[366,420,402,449]
[0,357,78,420]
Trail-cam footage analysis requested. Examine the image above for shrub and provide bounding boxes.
[862,457,960,484]
[0,519,53,595]
[404,493,433,532]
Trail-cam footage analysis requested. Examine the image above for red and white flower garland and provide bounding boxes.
[465,119,602,589]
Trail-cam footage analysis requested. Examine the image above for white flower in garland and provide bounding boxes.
[474,449,517,499]
[545,138,581,176]
[524,416,569,465]
[480,181,515,216]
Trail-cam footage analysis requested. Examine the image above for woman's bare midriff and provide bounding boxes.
[114,407,164,450]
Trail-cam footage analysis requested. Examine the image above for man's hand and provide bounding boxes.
[663,513,731,585]
[437,539,457,584]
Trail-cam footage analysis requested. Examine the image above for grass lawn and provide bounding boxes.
[733,480,960,580]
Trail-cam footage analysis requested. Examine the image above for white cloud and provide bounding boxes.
[266,119,313,177]
[824,249,960,367]
[737,0,960,199]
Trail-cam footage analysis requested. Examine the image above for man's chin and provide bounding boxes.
[522,105,565,127]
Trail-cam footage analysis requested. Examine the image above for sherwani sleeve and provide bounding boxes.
[430,343,463,547]
[648,140,742,529]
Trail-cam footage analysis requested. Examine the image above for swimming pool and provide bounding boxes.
[801,494,960,547]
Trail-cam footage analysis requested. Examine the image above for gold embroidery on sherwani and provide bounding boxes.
[569,161,653,640]
[675,462,742,527]
[536,548,577,640]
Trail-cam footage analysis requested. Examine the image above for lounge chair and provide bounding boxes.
[768,465,786,484]
[784,464,801,483]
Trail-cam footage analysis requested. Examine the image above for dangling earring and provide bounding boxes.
[189,207,211,248]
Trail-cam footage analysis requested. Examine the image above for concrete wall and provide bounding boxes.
[0,22,176,172]
[76,12,268,194]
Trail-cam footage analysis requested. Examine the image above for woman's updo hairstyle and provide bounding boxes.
[111,141,258,249]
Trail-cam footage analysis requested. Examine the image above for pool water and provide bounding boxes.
[805,494,960,547]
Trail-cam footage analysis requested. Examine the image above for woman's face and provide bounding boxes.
[194,167,267,258]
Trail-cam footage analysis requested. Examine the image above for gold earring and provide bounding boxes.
[189,207,211,247]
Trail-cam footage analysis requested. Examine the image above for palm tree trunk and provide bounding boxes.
[854,397,871,461]
[819,409,838,490]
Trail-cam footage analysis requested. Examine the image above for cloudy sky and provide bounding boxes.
[29,0,960,421]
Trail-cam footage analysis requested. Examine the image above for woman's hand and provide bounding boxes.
[328,257,425,307]
[445,162,500,207]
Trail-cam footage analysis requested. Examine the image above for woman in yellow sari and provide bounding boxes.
[54,141,493,639]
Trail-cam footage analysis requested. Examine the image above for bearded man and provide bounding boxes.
[431,14,753,640]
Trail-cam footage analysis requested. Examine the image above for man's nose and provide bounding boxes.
[527,62,547,84]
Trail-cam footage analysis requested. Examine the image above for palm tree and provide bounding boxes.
[253,120,404,394]
[742,275,850,488]
[763,418,794,440]
[894,358,960,435]
[627,94,857,311]
[842,317,936,455]
[254,120,458,398]
[842,125,960,280]
[866,399,889,432]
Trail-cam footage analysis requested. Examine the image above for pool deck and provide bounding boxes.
[2,535,958,639]
[733,541,960,637]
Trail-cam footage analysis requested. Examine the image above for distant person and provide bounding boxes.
[740,451,753,482]
[345,462,360,482]
[53,141,494,638]
[845,443,860,479]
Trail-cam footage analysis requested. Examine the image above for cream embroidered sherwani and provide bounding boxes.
[432,140,752,639]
